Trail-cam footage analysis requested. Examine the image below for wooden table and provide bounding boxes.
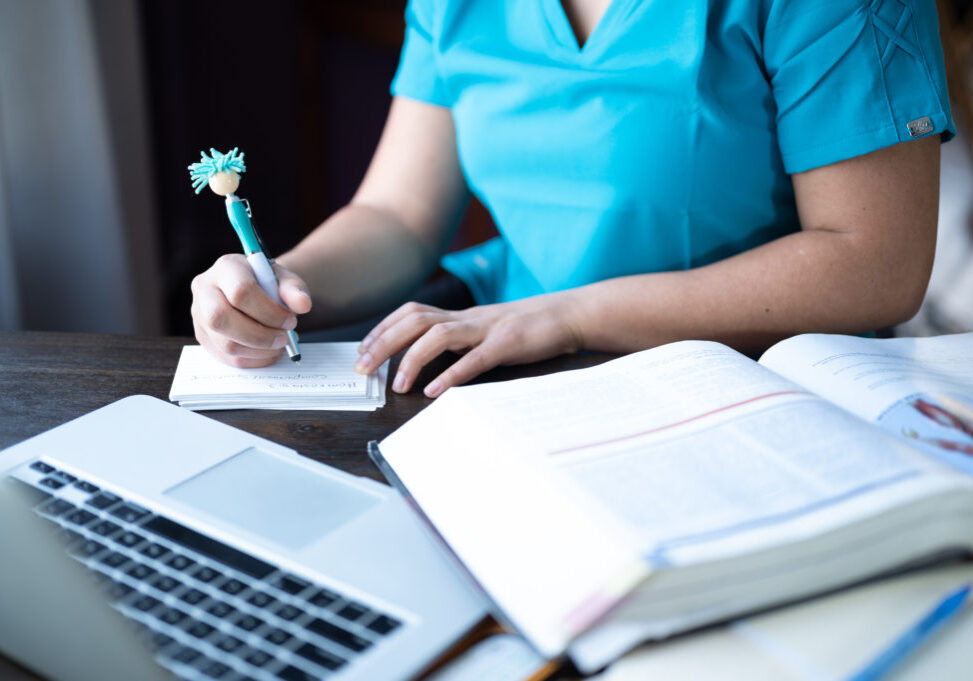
[0,330,614,680]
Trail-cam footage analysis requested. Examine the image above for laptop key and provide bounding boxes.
[243,648,273,667]
[205,601,237,619]
[29,461,55,474]
[116,531,144,548]
[366,615,401,636]
[156,607,188,626]
[99,551,129,569]
[199,661,232,679]
[234,614,265,632]
[74,480,100,494]
[110,503,151,524]
[150,632,175,649]
[166,554,196,571]
[140,542,170,560]
[151,575,181,593]
[39,477,66,490]
[335,601,370,622]
[264,628,293,646]
[214,635,244,653]
[219,578,246,595]
[193,566,222,583]
[275,604,302,621]
[179,588,207,606]
[247,591,276,609]
[86,492,120,510]
[185,621,216,639]
[295,642,346,671]
[72,538,106,558]
[307,588,339,609]
[107,582,135,601]
[131,595,161,612]
[63,509,98,527]
[125,563,157,582]
[170,646,202,664]
[306,618,371,652]
[277,665,318,681]
[90,519,122,537]
[272,574,311,595]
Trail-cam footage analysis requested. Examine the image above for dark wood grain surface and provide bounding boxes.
[0,330,614,480]
[0,330,614,681]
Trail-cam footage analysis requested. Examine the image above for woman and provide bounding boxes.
[190,0,953,398]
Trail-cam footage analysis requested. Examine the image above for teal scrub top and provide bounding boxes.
[391,0,954,305]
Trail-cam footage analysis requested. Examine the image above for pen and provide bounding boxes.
[845,582,970,681]
[188,148,302,363]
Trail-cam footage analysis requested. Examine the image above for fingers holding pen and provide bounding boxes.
[191,254,309,367]
[210,255,299,330]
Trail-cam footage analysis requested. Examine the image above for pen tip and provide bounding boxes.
[292,355,301,364]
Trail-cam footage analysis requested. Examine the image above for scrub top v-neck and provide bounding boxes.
[391,0,954,305]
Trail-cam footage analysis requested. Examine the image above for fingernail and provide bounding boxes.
[272,335,287,349]
[354,352,372,374]
[282,317,297,330]
[424,380,443,398]
[392,373,407,393]
[359,335,374,353]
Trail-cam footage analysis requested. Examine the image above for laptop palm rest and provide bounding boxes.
[165,447,382,551]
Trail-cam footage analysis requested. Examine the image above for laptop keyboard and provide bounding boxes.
[12,461,404,681]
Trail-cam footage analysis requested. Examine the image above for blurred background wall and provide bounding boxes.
[0,0,969,337]
[0,0,161,333]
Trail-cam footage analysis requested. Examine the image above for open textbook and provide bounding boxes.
[371,332,973,673]
[169,342,387,410]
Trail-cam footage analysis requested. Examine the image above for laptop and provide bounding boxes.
[0,395,487,681]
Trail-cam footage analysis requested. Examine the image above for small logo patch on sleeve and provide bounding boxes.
[907,116,934,137]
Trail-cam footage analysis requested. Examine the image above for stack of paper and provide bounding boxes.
[169,342,387,411]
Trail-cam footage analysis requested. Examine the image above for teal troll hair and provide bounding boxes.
[188,147,247,194]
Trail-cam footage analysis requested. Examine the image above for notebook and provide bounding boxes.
[169,342,387,411]
[0,395,485,681]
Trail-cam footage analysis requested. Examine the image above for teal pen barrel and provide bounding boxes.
[225,199,262,254]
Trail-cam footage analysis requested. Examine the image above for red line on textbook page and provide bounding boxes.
[549,390,811,456]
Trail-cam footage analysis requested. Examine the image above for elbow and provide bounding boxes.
[863,248,934,329]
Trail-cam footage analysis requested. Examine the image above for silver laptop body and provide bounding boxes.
[0,395,486,681]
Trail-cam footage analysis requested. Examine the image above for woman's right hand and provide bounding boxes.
[190,254,312,368]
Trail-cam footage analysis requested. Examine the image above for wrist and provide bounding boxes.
[549,288,588,354]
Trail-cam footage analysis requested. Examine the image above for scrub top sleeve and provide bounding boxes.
[764,0,954,175]
[390,0,451,107]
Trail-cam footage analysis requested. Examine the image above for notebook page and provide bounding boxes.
[169,342,387,410]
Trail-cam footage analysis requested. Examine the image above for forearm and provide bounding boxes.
[566,225,934,356]
[276,202,444,328]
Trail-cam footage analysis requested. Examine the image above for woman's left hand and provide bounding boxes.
[353,294,582,397]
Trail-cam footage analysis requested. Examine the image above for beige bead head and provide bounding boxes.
[188,148,247,196]
[208,171,240,196]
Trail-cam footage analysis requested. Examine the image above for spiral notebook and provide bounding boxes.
[169,342,387,411]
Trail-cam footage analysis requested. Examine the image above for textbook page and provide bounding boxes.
[759,333,973,474]
[378,341,953,666]
[168,342,387,410]
[453,342,945,567]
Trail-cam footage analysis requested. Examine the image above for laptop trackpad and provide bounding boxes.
[165,447,381,550]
